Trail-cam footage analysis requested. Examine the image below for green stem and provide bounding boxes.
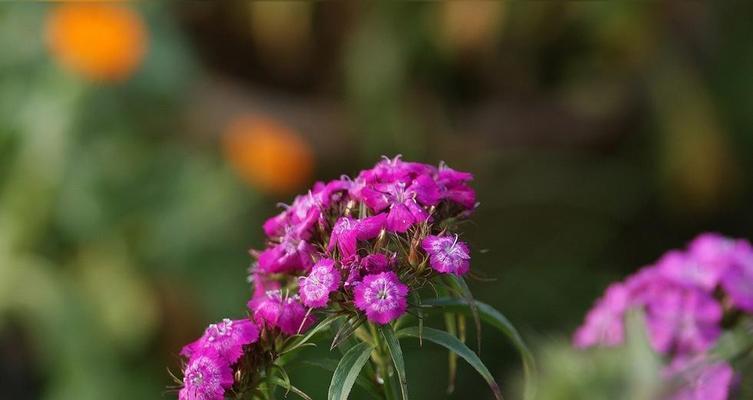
[370,323,399,400]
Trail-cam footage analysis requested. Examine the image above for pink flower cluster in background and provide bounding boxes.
[574,233,753,399]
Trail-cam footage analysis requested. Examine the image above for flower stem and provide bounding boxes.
[370,323,400,400]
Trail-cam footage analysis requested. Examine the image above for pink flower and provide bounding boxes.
[361,253,393,274]
[257,228,315,274]
[263,179,351,238]
[573,283,629,348]
[299,259,340,308]
[327,214,386,257]
[181,318,259,363]
[179,349,233,400]
[575,239,729,357]
[720,241,753,313]
[249,271,280,301]
[358,181,433,233]
[658,250,725,292]
[643,285,722,354]
[354,271,408,324]
[421,234,471,276]
[342,254,396,288]
[248,290,315,335]
[437,162,476,210]
[354,155,436,186]
[665,358,735,400]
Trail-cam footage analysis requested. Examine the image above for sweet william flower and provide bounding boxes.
[356,175,439,233]
[248,290,315,335]
[354,271,408,324]
[257,228,315,273]
[720,241,753,313]
[421,234,471,276]
[355,155,436,186]
[573,283,629,348]
[179,349,233,400]
[665,358,735,400]
[437,162,476,210]
[328,214,386,258]
[263,179,351,238]
[361,253,393,274]
[658,250,725,292]
[342,254,395,288]
[299,259,340,308]
[644,285,722,354]
[181,318,259,364]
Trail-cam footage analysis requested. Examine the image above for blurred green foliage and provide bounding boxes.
[1,2,753,399]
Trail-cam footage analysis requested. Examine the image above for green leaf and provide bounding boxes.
[331,315,366,350]
[397,326,503,400]
[380,325,409,400]
[423,297,536,399]
[282,314,341,355]
[269,376,313,400]
[445,275,482,353]
[328,341,375,400]
[411,291,424,347]
[272,363,292,396]
[444,313,458,394]
[300,359,381,399]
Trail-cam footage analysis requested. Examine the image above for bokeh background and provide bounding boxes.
[2,2,753,399]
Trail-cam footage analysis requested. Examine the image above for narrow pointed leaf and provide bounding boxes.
[272,364,292,396]
[445,275,482,353]
[282,314,341,354]
[269,377,313,400]
[379,325,409,400]
[444,313,458,394]
[300,359,381,399]
[397,326,503,400]
[422,297,536,400]
[411,291,424,346]
[331,315,366,350]
[328,341,375,400]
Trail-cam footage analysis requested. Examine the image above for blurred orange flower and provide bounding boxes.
[223,116,314,195]
[45,4,147,82]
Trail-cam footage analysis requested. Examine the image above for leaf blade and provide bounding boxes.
[423,297,536,399]
[269,377,313,400]
[328,341,375,400]
[380,325,409,400]
[397,326,503,400]
[281,314,341,355]
[300,359,382,400]
[445,275,482,353]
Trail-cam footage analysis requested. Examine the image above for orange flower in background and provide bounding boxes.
[45,4,147,82]
[223,116,314,195]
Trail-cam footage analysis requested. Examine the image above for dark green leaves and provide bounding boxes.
[268,376,313,400]
[397,326,503,400]
[380,325,409,400]
[281,314,341,355]
[423,296,535,398]
[444,275,482,353]
[331,315,367,350]
[328,341,375,400]
[301,359,382,400]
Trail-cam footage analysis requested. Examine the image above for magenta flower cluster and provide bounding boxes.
[178,156,477,398]
[573,233,753,399]
[247,156,476,329]
[179,318,259,400]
